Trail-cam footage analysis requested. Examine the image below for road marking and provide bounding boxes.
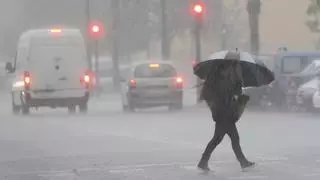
[38,172,75,177]
[304,172,320,177]
[5,155,292,177]
[228,175,268,179]
[104,131,202,149]
[181,165,198,171]
[256,156,288,161]
[109,168,144,174]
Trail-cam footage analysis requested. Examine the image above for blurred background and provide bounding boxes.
[0,0,317,92]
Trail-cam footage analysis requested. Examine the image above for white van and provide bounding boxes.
[5,28,92,115]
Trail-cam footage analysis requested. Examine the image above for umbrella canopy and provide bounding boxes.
[193,50,275,87]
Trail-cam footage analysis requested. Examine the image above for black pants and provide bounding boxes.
[201,121,248,165]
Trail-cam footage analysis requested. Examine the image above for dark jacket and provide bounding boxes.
[200,73,243,123]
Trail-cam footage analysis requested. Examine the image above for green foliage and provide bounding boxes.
[306,0,320,32]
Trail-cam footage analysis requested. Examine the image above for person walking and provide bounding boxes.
[197,61,255,171]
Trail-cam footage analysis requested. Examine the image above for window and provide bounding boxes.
[14,47,28,70]
[134,64,177,78]
[282,57,301,73]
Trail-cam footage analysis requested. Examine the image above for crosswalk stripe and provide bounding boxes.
[228,175,268,179]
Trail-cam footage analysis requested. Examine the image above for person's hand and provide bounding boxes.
[233,95,239,101]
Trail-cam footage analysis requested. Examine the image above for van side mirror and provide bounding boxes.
[5,62,14,73]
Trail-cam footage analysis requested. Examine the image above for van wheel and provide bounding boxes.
[68,106,76,114]
[79,103,88,113]
[12,103,20,115]
[21,105,30,115]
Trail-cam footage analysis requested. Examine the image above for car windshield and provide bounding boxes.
[301,62,320,74]
[134,64,177,78]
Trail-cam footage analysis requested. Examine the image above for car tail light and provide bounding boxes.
[84,74,90,83]
[129,79,136,88]
[81,70,93,88]
[23,71,31,89]
[175,76,183,88]
[192,60,199,67]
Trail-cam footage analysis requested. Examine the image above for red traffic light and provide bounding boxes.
[193,4,203,14]
[91,25,100,33]
[88,20,104,39]
[190,2,205,18]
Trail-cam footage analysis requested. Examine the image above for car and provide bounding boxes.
[312,90,320,111]
[120,61,183,112]
[296,77,319,112]
[266,51,320,108]
[5,28,92,115]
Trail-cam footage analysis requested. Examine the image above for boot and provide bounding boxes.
[197,155,210,171]
[240,161,255,170]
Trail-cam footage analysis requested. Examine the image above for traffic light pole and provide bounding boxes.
[85,0,92,70]
[247,0,261,55]
[195,19,202,104]
[111,0,121,91]
[161,0,170,60]
[93,40,100,97]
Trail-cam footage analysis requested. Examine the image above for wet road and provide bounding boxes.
[0,92,320,180]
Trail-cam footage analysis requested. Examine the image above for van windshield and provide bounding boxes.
[31,36,84,47]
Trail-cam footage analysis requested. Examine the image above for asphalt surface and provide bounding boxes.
[0,91,320,180]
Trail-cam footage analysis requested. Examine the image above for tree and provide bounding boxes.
[11,0,195,58]
[247,0,261,55]
[306,0,320,33]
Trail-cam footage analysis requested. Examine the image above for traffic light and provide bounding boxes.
[91,25,100,33]
[193,4,203,14]
[191,3,204,18]
[88,20,104,39]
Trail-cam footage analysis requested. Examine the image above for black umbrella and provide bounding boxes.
[193,50,275,87]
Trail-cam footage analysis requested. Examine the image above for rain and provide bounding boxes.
[0,0,319,180]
